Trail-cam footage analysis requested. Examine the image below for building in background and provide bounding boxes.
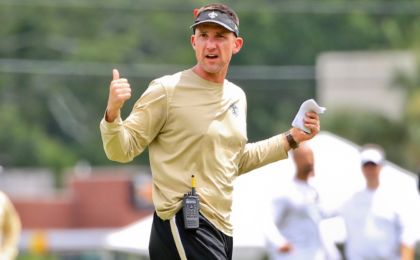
[316,51,416,121]
[0,166,153,258]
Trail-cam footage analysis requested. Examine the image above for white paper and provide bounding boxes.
[292,99,326,133]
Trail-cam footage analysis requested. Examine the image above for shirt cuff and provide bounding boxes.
[100,112,123,132]
[278,133,289,159]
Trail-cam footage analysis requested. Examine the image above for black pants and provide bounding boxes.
[148,210,233,260]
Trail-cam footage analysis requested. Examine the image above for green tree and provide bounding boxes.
[322,109,407,167]
[394,59,420,171]
[1,0,420,173]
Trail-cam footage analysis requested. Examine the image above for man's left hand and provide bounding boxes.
[290,111,320,143]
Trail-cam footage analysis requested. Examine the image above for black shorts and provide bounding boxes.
[148,210,233,260]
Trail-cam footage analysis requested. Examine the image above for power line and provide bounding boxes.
[1,0,420,14]
[0,58,315,80]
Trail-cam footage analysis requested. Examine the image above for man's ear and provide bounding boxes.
[191,35,196,50]
[233,37,243,54]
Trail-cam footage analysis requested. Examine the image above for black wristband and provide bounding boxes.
[286,131,299,149]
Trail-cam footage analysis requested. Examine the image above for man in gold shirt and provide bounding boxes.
[0,190,21,259]
[100,3,320,260]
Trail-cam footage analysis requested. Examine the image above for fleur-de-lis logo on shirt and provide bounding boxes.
[208,11,218,19]
[229,103,239,117]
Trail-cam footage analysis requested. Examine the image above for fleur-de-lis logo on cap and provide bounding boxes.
[208,11,218,19]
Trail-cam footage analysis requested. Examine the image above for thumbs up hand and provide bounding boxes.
[105,69,132,122]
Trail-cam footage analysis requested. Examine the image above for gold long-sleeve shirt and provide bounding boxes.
[0,191,21,260]
[100,69,288,235]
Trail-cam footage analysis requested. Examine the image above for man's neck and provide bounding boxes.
[295,175,308,183]
[366,180,379,190]
[192,66,226,84]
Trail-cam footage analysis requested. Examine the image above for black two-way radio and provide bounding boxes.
[182,175,200,230]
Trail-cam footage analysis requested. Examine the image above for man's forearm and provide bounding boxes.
[105,108,120,123]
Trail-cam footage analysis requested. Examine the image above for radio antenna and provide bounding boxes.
[191,175,196,195]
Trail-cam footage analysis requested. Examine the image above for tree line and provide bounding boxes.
[0,0,419,184]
